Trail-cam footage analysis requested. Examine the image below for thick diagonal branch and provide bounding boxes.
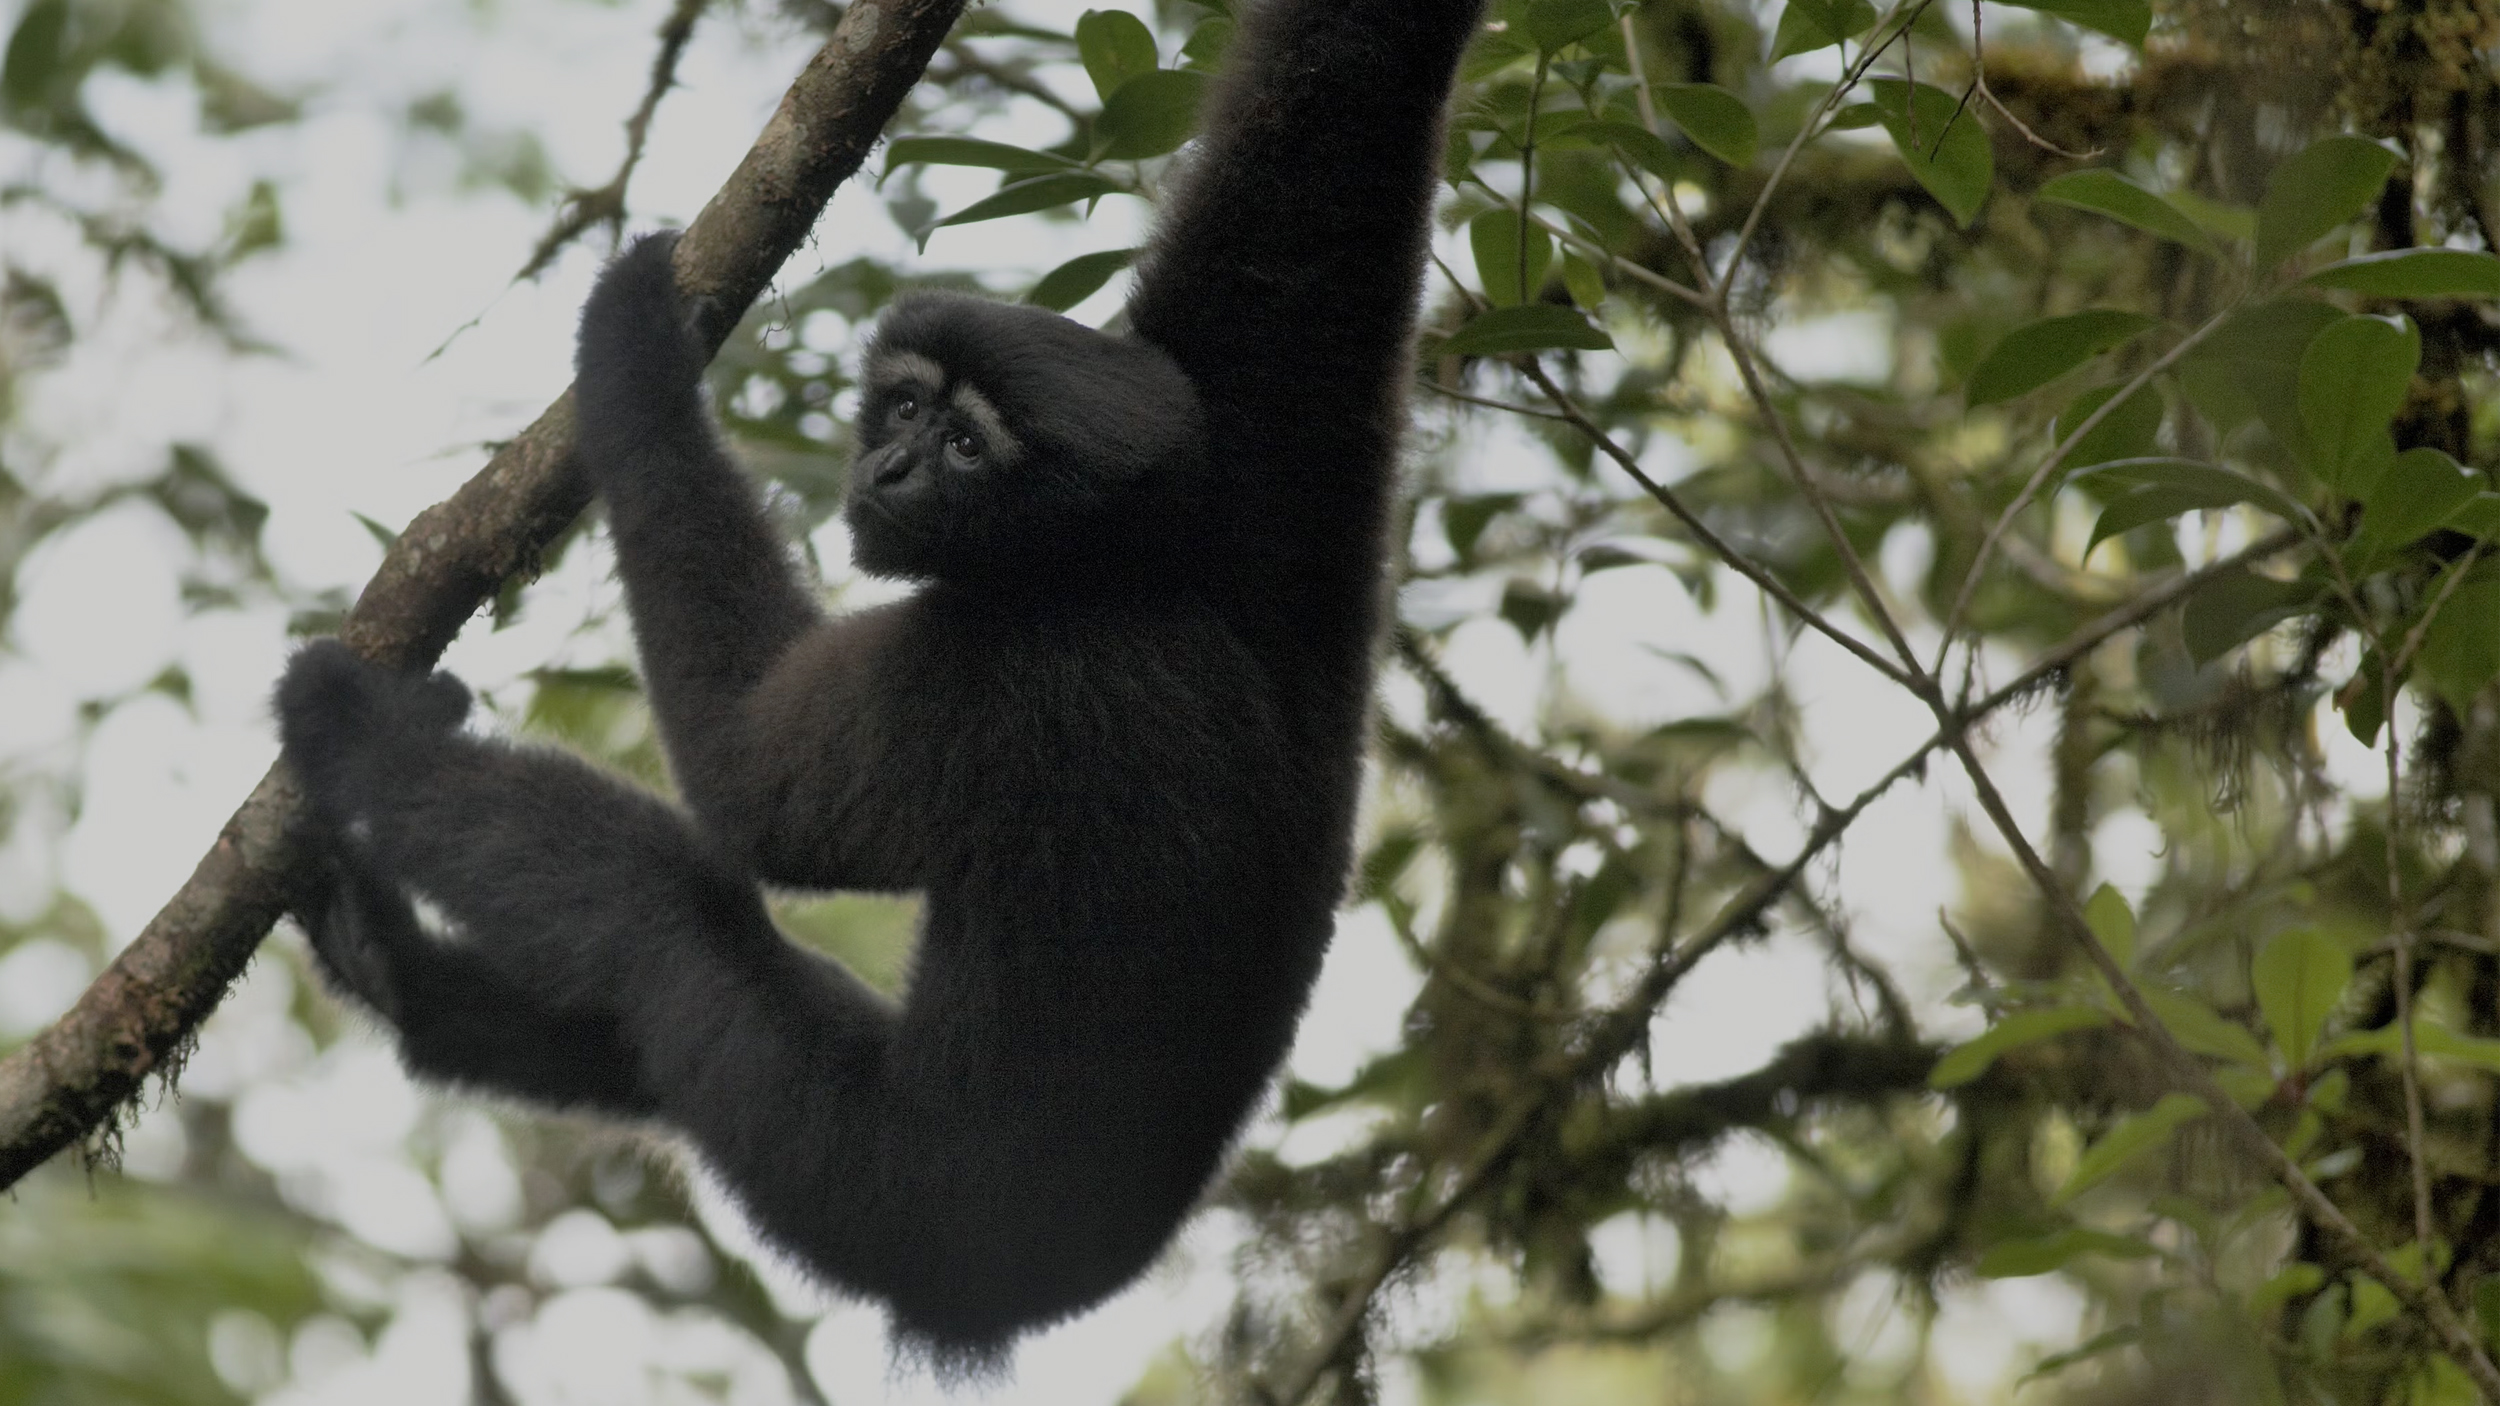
[0,0,970,1190]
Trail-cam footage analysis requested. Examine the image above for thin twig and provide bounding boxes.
[1961,0,2101,161]
[1722,0,1938,291]
[2379,539,2488,1251]
[1712,318,1928,681]
[1934,303,2244,679]
[1517,57,1548,305]
[926,37,1082,119]
[1268,736,1940,1404]
[517,0,712,282]
[1512,360,1920,690]
[1658,49,2500,1379]
[1932,724,2500,1401]
[1269,527,2307,1402]
[2386,670,2434,1250]
[1615,17,1708,270]
[1419,377,1572,421]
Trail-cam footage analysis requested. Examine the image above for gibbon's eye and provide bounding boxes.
[948,432,982,461]
[894,395,920,421]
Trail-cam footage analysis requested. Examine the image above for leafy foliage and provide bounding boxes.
[20,0,2500,1401]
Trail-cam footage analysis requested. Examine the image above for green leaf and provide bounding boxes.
[2054,1092,2210,1203]
[1525,0,1618,52]
[2478,1278,2500,1353]
[2034,170,2218,255]
[1180,15,1235,70]
[1462,27,1540,81]
[2197,296,2348,366]
[2451,493,2500,539]
[3,0,71,109]
[2181,566,2322,664]
[1783,0,1855,36]
[2083,883,2136,968]
[2020,1326,2146,1384]
[1968,310,2156,406]
[1075,9,1158,101]
[2141,987,2274,1068]
[1438,303,1613,358]
[2347,1275,2402,1340]
[2298,313,2419,493]
[1027,247,1136,311]
[2341,647,2390,746]
[1929,1006,2112,1088]
[1561,251,1606,309]
[882,136,1078,180]
[2054,382,2164,470]
[1868,80,1992,228]
[2255,135,2400,270]
[1652,83,1756,167]
[2353,446,2481,560]
[2073,458,2308,558]
[1500,578,1566,639]
[1470,209,1554,306]
[2253,928,2352,1069]
[1444,493,1524,560]
[1582,119,1681,183]
[1978,1228,2160,1278]
[2253,1262,2330,1318]
[2418,579,2500,712]
[1777,0,1877,55]
[2303,247,2500,299]
[2322,1017,2500,1072]
[2176,297,2345,442]
[1095,68,1207,160]
[918,171,1126,246]
[1997,0,2150,45]
[345,512,397,550]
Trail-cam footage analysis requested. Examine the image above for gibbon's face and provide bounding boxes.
[846,293,1207,583]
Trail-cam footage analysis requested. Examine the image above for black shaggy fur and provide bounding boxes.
[275,0,1485,1364]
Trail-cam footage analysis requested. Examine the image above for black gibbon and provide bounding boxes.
[277,0,1486,1363]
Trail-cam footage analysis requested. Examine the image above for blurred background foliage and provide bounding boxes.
[12,0,2500,1401]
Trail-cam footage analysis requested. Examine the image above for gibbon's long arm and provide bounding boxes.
[571,238,823,841]
[1125,0,1483,587]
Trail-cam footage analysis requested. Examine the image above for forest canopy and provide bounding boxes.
[8,0,2500,1401]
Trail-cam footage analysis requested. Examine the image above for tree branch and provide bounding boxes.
[0,0,971,1191]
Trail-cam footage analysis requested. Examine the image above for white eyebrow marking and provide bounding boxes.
[948,382,1022,460]
[865,351,946,393]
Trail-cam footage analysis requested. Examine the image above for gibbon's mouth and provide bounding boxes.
[849,485,944,546]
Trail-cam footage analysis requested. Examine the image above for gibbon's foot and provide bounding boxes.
[574,230,708,413]
[298,858,664,1119]
[297,861,413,1022]
[274,640,471,799]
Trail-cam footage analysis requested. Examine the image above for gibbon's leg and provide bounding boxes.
[571,232,822,842]
[276,641,887,1117]
[301,858,658,1117]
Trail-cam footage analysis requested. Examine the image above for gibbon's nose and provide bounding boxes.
[873,455,915,489]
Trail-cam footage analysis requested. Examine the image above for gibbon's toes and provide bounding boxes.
[404,669,474,733]
[299,875,404,1021]
[275,641,472,780]
[576,229,704,396]
[275,639,378,764]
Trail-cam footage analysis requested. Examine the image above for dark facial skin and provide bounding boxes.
[276,0,1487,1370]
